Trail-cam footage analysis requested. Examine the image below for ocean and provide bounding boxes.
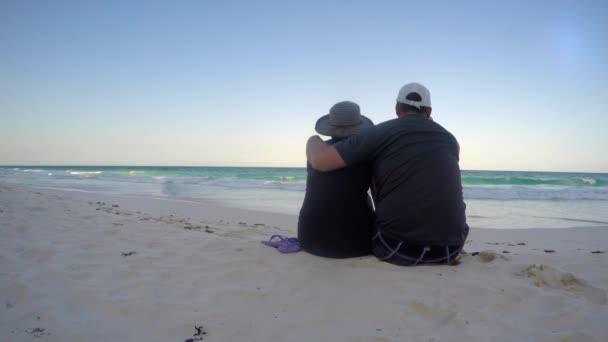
[1,166,607,229]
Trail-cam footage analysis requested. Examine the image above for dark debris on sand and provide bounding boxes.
[26,328,49,338]
[185,325,207,341]
[121,251,136,257]
[591,250,606,254]
[544,249,556,253]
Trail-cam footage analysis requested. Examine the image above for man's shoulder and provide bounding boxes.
[360,117,400,136]
[386,116,460,147]
[374,115,432,133]
[376,117,401,129]
[428,120,458,141]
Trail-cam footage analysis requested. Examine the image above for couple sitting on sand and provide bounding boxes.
[298,83,469,266]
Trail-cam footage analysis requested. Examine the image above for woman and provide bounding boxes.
[298,101,375,258]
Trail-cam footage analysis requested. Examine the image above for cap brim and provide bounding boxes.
[315,115,374,138]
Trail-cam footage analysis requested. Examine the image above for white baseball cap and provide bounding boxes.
[396,82,431,109]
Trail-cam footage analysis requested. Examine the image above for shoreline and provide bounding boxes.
[28,183,608,230]
[3,166,608,230]
[1,183,607,341]
[15,183,301,227]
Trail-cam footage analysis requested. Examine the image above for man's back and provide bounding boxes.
[334,114,468,246]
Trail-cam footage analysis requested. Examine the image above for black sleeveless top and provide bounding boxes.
[297,139,374,258]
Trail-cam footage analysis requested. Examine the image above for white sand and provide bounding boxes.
[1,183,607,342]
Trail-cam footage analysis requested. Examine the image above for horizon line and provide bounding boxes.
[1,165,607,175]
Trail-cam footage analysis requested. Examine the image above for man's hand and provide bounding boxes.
[306,135,346,172]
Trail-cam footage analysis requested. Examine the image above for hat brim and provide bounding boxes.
[314,114,374,138]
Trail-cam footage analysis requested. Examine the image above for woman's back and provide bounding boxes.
[298,139,374,258]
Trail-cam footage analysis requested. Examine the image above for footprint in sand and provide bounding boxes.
[347,337,393,342]
[406,301,462,328]
[472,250,511,263]
[15,224,29,233]
[80,243,98,250]
[20,248,56,263]
[537,332,597,342]
[146,240,163,248]
[103,228,121,236]
[1,282,35,305]
[515,264,607,304]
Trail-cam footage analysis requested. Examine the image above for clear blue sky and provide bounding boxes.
[1,0,607,172]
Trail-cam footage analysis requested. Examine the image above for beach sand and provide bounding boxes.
[1,183,607,342]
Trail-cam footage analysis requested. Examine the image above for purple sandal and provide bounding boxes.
[261,235,301,253]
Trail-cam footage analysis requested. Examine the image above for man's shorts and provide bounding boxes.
[372,230,464,266]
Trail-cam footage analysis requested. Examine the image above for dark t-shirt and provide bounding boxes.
[298,139,374,258]
[334,114,469,246]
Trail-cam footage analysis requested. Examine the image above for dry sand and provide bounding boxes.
[1,183,607,342]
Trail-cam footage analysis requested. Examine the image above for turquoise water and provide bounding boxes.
[1,166,607,229]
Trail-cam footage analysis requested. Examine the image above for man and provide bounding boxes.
[306,83,468,266]
[298,101,375,258]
